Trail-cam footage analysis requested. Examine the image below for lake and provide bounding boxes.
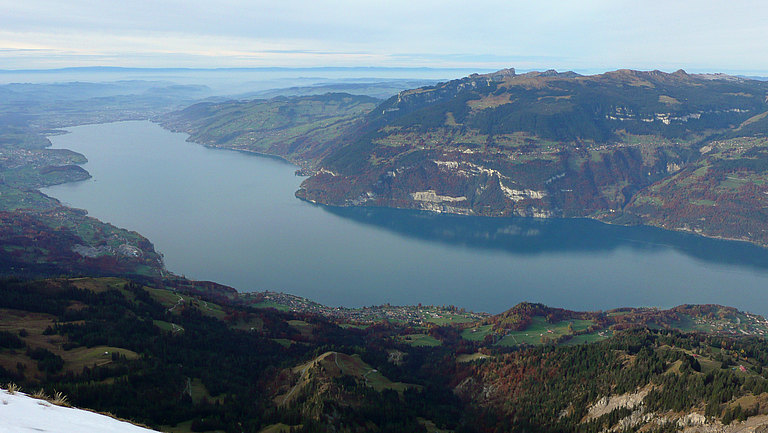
[43,121,768,314]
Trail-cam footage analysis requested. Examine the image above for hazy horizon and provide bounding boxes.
[2,1,767,75]
[1,65,765,91]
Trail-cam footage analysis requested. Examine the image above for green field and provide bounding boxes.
[197,300,227,320]
[422,312,478,325]
[190,378,225,404]
[0,185,58,212]
[153,320,184,333]
[271,338,293,348]
[338,323,370,329]
[497,317,594,346]
[400,333,442,347]
[145,287,187,308]
[460,324,493,342]
[60,345,139,372]
[287,320,314,338]
[335,353,412,392]
[562,332,612,346]
[251,301,291,311]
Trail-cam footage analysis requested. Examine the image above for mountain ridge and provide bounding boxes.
[158,68,768,246]
[290,68,768,246]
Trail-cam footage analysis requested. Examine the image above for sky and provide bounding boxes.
[1,0,767,74]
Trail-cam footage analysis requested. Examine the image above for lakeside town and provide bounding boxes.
[245,290,490,325]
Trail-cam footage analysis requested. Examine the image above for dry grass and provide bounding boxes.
[4,383,19,395]
[60,345,140,373]
[468,94,513,110]
[51,390,70,407]
[658,95,681,106]
[737,110,768,130]
[27,388,70,407]
[68,277,128,293]
[31,388,48,399]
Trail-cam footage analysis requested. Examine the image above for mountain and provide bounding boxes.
[158,93,379,167]
[242,79,438,100]
[4,277,768,432]
[291,69,768,245]
[8,70,768,432]
[156,68,768,245]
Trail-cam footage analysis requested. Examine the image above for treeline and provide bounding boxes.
[5,277,768,432]
[459,329,768,432]
[0,277,470,432]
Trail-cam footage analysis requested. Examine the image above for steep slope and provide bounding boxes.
[619,136,768,244]
[296,68,768,243]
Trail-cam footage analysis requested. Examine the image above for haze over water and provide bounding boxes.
[43,121,768,314]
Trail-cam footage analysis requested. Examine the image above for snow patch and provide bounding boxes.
[0,389,158,433]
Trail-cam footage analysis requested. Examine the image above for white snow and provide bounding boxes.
[0,389,159,433]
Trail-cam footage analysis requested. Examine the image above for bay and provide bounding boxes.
[43,121,768,314]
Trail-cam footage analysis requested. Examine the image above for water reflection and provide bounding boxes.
[43,121,768,314]
[322,206,768,272]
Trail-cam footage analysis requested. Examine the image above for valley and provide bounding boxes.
[6,0,768,430]
[38,121,768,315]
[3,68,768,433]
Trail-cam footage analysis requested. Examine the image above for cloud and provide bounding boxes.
[0,0,766,73]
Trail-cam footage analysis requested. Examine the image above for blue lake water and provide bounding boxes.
[43,121,768,314]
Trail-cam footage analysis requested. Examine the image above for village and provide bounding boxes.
[687,311,768,337]
[249,290,489,325]
[0,146,85,171]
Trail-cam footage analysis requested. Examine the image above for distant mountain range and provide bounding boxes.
[0,66,490,73]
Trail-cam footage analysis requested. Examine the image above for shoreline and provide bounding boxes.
[162,121,766,250]
[293,192,767,251]
[32,119,768,316]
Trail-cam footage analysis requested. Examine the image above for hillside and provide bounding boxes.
[0,80,207,279]
[5,71,768,432]
[0,386,158,433]
[153,69,768,245]
[619,136,768,242]
[158,93,379,167]
[243,79,437,100]
[5,277,768,432]
[292,68,768,245]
